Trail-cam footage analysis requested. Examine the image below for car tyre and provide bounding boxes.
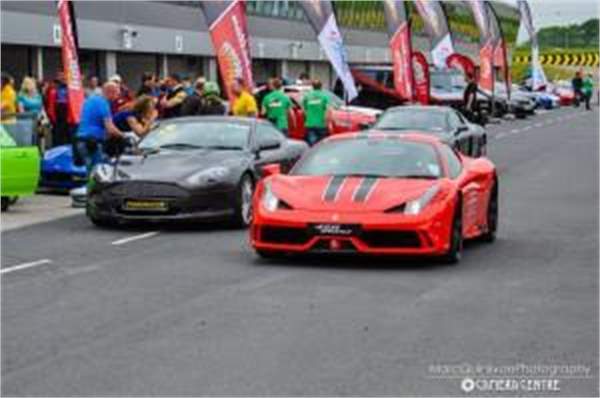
[442,199,463,264]
[481,181,498,243]
[255,249,283,260]
[232,174,254,228]
[89,215,115,228]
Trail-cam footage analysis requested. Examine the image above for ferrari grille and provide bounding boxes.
[360,230,421,248]
[108,182,188,198]
[260,226,310,245]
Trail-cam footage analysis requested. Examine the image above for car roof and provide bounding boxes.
[160,116,256,125]
[384,105,452,113]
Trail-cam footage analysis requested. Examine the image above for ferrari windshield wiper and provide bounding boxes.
[332,173,390,178]
[374,127,410,131]
[204,145,243,150]
[158,143,205,150]
[396,174,439,180]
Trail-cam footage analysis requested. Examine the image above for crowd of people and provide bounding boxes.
[1,70,332,175]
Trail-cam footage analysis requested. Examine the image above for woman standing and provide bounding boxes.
[17,77,43,116]
[107,95,157,157]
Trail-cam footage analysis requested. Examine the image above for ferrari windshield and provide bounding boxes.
[374,109,448,132]
[139,120,250,150]
[291,138,442,179]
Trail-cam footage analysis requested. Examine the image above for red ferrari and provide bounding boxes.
[250,133,498,263]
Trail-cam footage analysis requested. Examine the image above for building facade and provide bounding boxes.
[1,1,519,92]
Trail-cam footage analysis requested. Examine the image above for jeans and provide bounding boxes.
[306,127,326,146]
[75,139,106,176]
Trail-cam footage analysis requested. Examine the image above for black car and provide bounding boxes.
[86,116,308,227]
[366,105,487,157]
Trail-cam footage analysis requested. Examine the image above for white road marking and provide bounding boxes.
[534,123,543,128]
[510,129,520,134]
[522,125,532,131]
[495,133,507,140]
[1,259,53,275]
[111,231,160,246]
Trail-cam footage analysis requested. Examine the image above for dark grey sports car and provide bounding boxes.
[367,105,487,157]
[86,116,308,227]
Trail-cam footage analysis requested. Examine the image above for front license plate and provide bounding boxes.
[123,199,169,212]
[310,223,361,236]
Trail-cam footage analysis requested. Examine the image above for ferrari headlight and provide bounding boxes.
[186,166,230,186]
[91,164,115,183]
[404,184,441,215]
[261,182,279,212]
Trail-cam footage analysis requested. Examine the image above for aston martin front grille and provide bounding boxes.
[108,182,188,198]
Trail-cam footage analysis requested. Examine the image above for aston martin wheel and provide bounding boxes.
[232,174,254,228]
[442,200,463,264]
[481,182,498,243]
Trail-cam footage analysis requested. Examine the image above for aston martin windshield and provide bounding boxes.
[374,109,448,132]
[139,121,251,151]
[291,138,442,178]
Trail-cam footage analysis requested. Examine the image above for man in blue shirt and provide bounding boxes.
[75,82,124,174]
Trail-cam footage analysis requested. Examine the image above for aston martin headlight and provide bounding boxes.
[186,166,230,186]
[261,182,279,212]
[91,164,115,183]
[404,184,441,215]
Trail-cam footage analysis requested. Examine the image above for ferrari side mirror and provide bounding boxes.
[262,163,281,178]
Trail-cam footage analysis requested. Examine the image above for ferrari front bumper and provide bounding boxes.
[251,207,454,256]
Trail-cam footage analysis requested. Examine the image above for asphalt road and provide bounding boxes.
[2,107,598,396]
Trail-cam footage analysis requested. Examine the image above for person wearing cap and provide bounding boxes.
[160,73,187,118]
[201,81,226,115]
[108,74,133,113]
[181,79,225,116]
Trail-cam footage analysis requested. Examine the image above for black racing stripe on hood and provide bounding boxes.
[323,176,345,202]
[353,177,378,202]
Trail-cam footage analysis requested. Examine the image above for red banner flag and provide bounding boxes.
[446,53,476,80]
[57,0,84,124]
[383,0,414,101]
[479,41,495,92]
[412,51,430,105]
[201,0,253,100]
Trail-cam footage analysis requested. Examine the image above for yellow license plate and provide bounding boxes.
[124,200,168,211]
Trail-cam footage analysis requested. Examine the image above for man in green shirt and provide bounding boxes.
[582,73,594,111]
[261,78,292,135]
[302,79,330,146]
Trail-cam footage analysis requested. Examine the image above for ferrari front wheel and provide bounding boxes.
[481,182,498,243]
[255,249,283,260]
[442,200,463,264]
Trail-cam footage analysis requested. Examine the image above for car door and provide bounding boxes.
[0,120,40,197]
[253,122,295,173]
[443,146,487,237]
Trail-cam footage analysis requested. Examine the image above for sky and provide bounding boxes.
[526,0,600,28]
[507,0,600,43]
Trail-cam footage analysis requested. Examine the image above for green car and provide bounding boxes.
[1,115,40,211]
